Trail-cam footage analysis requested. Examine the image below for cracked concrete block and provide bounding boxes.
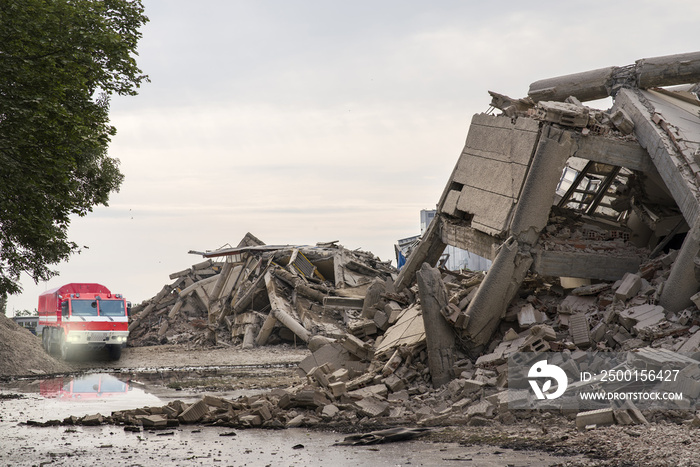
[203,395,229,408]
[591,322,607,342]
[530,324,556,341]
[253,403,273,421]
[569,313,591,348]
[618,304,665,333]
[384,301,404,324]
[576,408,615,430]
[321,404,340,419]
[384,374,406,393]
[342,334,373,361]
[610,108,634,134]
[612,400,648,426]
[388,390,409,402]
[457,379,486,397]
[179,400,210,423]
[680,331,700,353]
[279,389,330,410]
[475,347,506,368]
[559,295,597,314]
[374,310,390,331]
[141,414,168,427]
[518,336,550,353]
[329,381,347,398]
[329,368,349,383]
[517,304,539,328]
[535,101,589,127]
[347,383,388,400]
[81,413,104,426]
[615,273,642,301]
[307,365,331,388]
[239,414,263,426]
[691,291,700,310]
[354,396,390,417]
[465,400,495,419]
[297,343,349,377]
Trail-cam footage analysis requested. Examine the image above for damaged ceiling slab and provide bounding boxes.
[397,51,700,350]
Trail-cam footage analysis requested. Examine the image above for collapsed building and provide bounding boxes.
[397,50,700,353]
[117,51,700,432]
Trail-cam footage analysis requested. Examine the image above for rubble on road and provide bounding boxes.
[108,51,700,433]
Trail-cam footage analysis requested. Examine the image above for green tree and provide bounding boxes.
[14,308,37,317]
[0,0,149,295]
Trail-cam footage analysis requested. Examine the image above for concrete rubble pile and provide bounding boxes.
[109,51,700,432]
[128,232,397,348]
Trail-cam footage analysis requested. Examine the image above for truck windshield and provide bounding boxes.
[99,300,125,317]
[71,300,98,316]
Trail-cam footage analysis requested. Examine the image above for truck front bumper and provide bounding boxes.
[66,330,128,346]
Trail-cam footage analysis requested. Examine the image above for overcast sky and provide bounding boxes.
[7,0,700,314]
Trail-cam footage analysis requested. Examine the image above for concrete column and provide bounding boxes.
[462,237,532,349]
[659,217,700,312]
[509,125,575,244]
[416,262,455,388]
[460,125,572,351]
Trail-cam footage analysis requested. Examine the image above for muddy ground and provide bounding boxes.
[2,344,700,465]
[0,343,588,466]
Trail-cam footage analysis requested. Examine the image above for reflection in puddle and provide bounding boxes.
[0,373,162,422]
[40,374,130,400]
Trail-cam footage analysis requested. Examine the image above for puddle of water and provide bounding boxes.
[1,373,162,423]
[0,372,583,466]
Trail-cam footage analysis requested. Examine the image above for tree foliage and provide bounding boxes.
[14,308,37,317]
[0,0,148,295]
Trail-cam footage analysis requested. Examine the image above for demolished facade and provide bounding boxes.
[120,51,700,432]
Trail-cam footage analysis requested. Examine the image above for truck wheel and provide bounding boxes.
[48,329,60,356]
[60,336,74,361]
[107,344,122,361]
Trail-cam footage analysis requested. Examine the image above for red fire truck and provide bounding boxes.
[38,283,130,361]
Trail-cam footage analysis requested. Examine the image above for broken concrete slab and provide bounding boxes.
[618,304,666,333]
[615,273,642,301]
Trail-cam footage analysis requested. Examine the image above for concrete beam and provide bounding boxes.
[462,237,532,350]
[529,51,700,103]
[439,217,501,261]
[614,88,700,225]
[532,250,642,282]
[572,134,657,174]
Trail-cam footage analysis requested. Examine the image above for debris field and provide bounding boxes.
[21,51,700,464]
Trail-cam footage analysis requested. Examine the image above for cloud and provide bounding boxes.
[7,0,700,314]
